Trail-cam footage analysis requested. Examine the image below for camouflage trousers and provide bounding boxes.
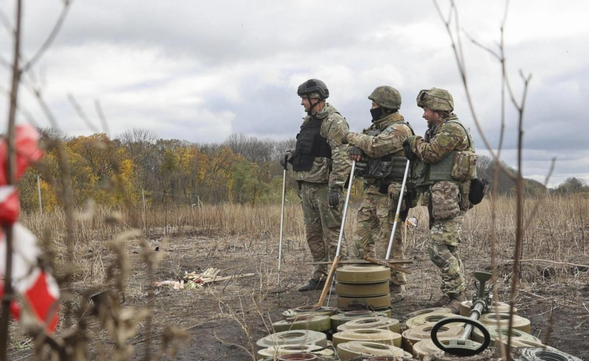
[429,210,466,295]
[301,182,348,280]
[353,189,406,286]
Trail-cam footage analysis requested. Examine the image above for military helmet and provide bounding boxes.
[416,88,454,112]
[368,86,402,110]
[297,79,329,99]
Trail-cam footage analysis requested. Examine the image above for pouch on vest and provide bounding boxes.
[459,181,472,211]
[451,151,477,181]
[366,157,393,180]
[469,178,489,205]
[430,181,461,220]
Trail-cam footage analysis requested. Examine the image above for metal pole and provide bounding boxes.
[277,160,287,287]
[142,188,147,232]
[335,161,355,257]
[385,160,411,259]
[37,175,43,215]
[318,161,356,308]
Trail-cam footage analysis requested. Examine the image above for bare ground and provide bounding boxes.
[131,229,589,360]
[8,228,589,360]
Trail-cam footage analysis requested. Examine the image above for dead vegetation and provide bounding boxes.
[6,195,589,359]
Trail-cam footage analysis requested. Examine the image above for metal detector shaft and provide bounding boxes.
[277,160,287,286]
[335,160,355,257]
[385,160,411,259]
[314,160,356,308]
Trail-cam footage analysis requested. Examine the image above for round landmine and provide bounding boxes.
[337,295,391,311]
[405,312,454,329]
[332,329,402,348]
[336,265,391,284]
[256,330,328,350]
[331,310,390,331]
[336,281,390,297]
[402,322,464,353]
[472,326,542,349]
[337,341,408,361]
[401,307,453,323]
[282,306,338,319]
[258,345,334,359]
[272,315,331,333]
[278,353,318,361]
[479,313,531,333]
[336,316,401,333]
[413,339,482,360]
[460,301,517,317]
[428,346,499,361]
[515,347,583,361]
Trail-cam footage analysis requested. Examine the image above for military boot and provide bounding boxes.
[447,291,468,314]
[389,283,405,303]
[432,294,452,307]
[298,278,326,292]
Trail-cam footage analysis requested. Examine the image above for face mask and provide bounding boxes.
[370,107,384,122]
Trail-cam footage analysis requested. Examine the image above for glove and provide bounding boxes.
[403,138,418,162]
[348,146,364,161]
[328,187,341,208]
[341,132,350,144]
[280,150,293,168]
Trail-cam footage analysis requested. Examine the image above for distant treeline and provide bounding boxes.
[17,130,585,212]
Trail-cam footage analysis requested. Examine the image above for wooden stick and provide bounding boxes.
[308,259,413,265]
[314,255,340,308]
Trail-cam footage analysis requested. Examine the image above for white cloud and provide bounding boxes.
[0,0,587,186]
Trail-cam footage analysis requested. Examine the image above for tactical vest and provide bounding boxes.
[413,120,475,187]
[362,121,414,182]
[291,117,332,172]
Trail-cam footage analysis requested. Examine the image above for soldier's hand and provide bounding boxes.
[403,139,418,162]
[348,146,364,162]
[341,132,350,144]
[328,187,342,208]
[280,150,293,168]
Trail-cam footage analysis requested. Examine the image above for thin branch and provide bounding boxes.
[523,157,556,230]
[68,93,100,133]
[0,1,22,359]
[95,99,111,137]
[22,0,73,73]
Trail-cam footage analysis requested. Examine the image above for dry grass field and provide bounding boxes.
[7,194,589,360]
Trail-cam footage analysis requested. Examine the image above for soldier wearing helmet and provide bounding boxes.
[341,86,414,301]
[404,87,478,312]
[280,78,352,292]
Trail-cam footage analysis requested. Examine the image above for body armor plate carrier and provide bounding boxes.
[292,117,332,172]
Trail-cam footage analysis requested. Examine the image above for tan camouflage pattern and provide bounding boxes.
[408,115,473,163]
[416,88,454,112]
[430,181,461,220]
[368,86,402,110]
[346,112,412,159]
[293,103,352,189]
[347,112,411,287]
[408,114,475,296]
[353,188,406,286]
[301,182,348,280]
[429,211,466,295]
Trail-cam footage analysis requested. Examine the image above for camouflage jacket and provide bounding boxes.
[347,112,413,158]
[409,114,475,164]
[293,103,352,189]
[347,112,413,194]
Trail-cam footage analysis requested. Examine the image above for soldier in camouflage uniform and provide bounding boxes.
[341,86,413,300]
[404,88,477,312]
[281,79,352,292]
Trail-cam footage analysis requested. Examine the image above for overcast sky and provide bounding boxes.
[0,0,587,187]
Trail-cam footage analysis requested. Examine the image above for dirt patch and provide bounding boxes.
[134,233,589,360]
[8,231,589,360]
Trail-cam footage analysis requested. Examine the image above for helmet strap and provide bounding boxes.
[307,96,322,116]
